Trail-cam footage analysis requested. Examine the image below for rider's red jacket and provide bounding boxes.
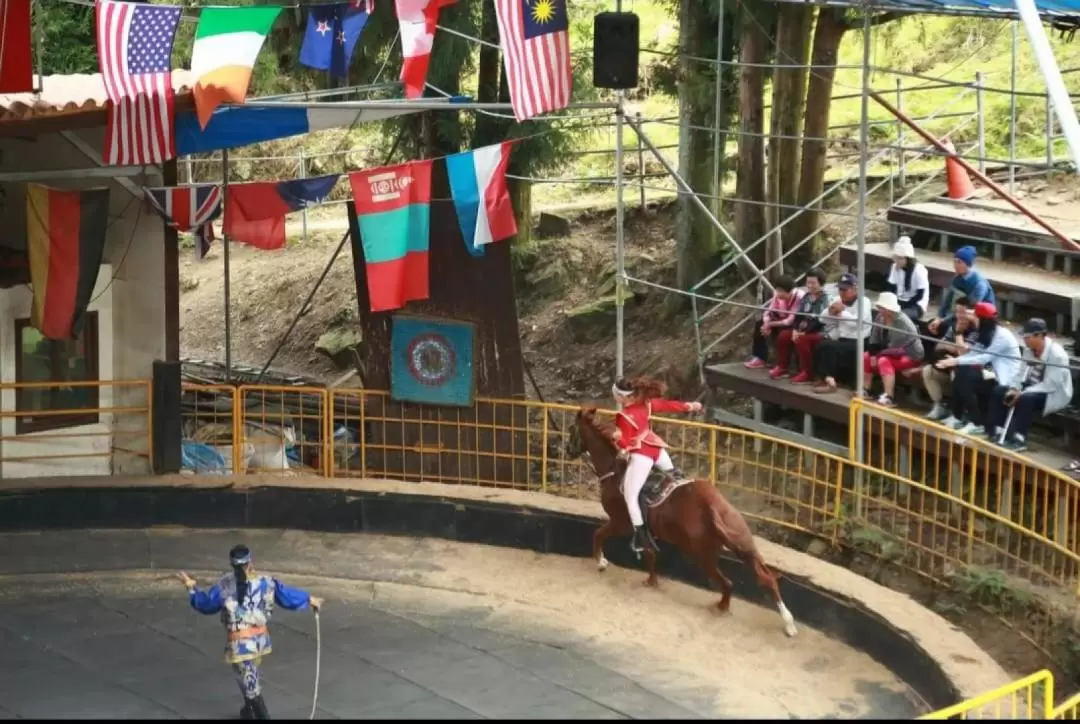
[614,399,696,461]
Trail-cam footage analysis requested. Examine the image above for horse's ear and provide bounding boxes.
[578,405,598,420]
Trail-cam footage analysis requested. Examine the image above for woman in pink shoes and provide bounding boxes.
[744,274,804,377]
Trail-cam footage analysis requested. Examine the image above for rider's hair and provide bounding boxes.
[620,375,667,401]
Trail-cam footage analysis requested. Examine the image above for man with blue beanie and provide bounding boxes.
[928,245,996,337]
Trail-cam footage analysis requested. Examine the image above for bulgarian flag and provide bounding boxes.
[25,185,111,340]
[349,160,434,312]
[190,6,280,129]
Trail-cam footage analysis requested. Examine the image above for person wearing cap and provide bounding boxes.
[885,236,930,325]
[178,545,325,720]
[984,318,1074,451]
[922,301,980,422]
[812,272,873,394]
[934,302,1021,435]
[789,268,831,384]
[927,245,996,338]
[862,292,924,406]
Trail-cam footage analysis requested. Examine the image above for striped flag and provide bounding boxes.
[493,0,571,122]
[144,185,223,260]
[96,0,182,165]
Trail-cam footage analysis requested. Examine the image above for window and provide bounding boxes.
[14,314,100,434]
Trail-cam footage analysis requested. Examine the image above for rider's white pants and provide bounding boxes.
[623,449,675,527]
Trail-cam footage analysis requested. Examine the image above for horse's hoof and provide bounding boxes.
[784,622,798,637]
[596,557,609,572]
[715,601,731,614]
[643,577,658,588]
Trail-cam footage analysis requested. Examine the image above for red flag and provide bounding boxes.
[224,176,341,251]
[0,0,33,93]
[396,0,456,99]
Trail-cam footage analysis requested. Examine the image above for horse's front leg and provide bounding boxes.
[643,547,659,587]
[593,520,616,572]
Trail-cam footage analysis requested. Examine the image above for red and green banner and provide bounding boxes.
[26,184,111,340]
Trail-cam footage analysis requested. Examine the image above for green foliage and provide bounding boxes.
[951,565,1034,615]
[36,0,97,75]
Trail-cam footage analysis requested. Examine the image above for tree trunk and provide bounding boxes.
[474,0,502,146]
[771,5,813,260]
[735,1,769,270]
[791,8,848,259]
[673,0,716,299]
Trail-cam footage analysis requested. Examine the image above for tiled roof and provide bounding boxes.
[0,70,194,123]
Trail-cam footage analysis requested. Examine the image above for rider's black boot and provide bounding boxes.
[250,695,271,720]
[669,467,686,481]
[630,526,647,555]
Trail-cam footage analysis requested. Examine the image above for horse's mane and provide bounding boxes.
[579,408,619,448]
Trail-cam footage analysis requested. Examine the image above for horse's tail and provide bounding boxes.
[708,503,780,585]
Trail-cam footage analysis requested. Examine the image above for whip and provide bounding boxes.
[998,406,1015,445]
[309,610,321,720]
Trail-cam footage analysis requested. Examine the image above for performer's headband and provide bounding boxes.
[229,547,252,567]
[612,381,634,397]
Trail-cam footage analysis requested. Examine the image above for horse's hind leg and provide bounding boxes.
[749,553,798,637]
[593,521,617,572]
[696,552,734,613]
[643,548,658,588]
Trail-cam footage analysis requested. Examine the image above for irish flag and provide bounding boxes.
[349,160,434,312]
[190,7,280,129]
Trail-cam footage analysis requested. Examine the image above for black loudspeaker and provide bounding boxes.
[152,359,182,474]
[593,12,639,90]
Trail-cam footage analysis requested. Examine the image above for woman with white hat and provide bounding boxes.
[886,236,930,324]
[863,291,925,406]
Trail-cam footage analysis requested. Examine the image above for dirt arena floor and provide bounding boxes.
[0,529,928,719]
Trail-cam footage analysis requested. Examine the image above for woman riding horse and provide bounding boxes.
[611,376,703,554]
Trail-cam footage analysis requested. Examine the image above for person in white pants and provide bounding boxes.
[611,376,703,554]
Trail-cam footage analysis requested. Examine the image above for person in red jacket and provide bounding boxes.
[611,376,703,554]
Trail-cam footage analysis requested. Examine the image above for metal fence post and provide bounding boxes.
[975,71,986,174]
[184,155,194,184]
[896,78,906,187]
[540,411,550,493]
[636,111,646,210]
[299,149,309,244]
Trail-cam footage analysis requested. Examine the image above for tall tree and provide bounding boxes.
[734,0,771,270]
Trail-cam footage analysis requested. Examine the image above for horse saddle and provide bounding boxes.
[639,468,692,511]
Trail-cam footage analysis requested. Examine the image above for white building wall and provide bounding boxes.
[0,125,167,478]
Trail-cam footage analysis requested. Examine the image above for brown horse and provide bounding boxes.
[568,405,798,637]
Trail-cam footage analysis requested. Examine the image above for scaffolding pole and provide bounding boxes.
[854,10,872,515]
[222,149,233,382]
[625,115,773,294]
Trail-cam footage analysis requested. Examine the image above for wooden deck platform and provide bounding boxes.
[704,361,1076,474]
[886,198,1080,256]
[837,242,1080,329]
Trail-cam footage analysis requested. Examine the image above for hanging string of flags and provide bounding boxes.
[140,141,519,313]
[63,0,574,166]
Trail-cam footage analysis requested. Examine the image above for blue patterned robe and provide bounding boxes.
[189,572,311,664]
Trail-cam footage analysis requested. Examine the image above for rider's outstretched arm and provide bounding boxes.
[650,399,701,415]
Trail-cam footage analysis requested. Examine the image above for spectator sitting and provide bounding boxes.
[933,302,1021,435]
[985,318,1074,452]
[927,245,996,340]
[745,274,804,374]
[790,268,830,385]
[862,292,925,407]
[812,273,873,394]
[923,301,979,421]
[885,236,930,325]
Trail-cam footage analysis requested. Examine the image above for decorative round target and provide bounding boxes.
[405,333,457,387]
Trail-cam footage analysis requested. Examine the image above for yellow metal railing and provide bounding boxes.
[919,669,1054,719]
[0,379,152,475]
[1053,692,1080,719]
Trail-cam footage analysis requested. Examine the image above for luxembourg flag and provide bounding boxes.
[445,142,517,257]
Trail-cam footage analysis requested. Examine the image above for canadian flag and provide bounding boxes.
[396,0,456,99]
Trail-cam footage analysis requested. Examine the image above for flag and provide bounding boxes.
[224,175,340,251]
[95,0,182,165]
[494,0,571,121]
[144,185,223,260]
[190,6,280,130]
[349,160,433,312]
[446,142,517,257]
[0,0,33,93]
[25,185,111,340]
[396,0,455,99]
[299,0,374,79]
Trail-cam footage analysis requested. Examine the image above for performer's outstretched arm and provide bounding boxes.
[650,399,702,415]
[188,583,224,615]
[273,578,314,611]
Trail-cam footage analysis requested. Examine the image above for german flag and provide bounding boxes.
[26,184,110,340]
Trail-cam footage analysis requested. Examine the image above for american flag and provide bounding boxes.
[144,185,223,260]
[493,0,572,122]
[96,0,182,166]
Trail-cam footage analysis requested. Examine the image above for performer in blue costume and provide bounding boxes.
[177,545,324,720]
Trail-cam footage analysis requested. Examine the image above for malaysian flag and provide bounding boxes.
[493,0,572,122]
[144,185,223,260]
[96,0,182,166]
